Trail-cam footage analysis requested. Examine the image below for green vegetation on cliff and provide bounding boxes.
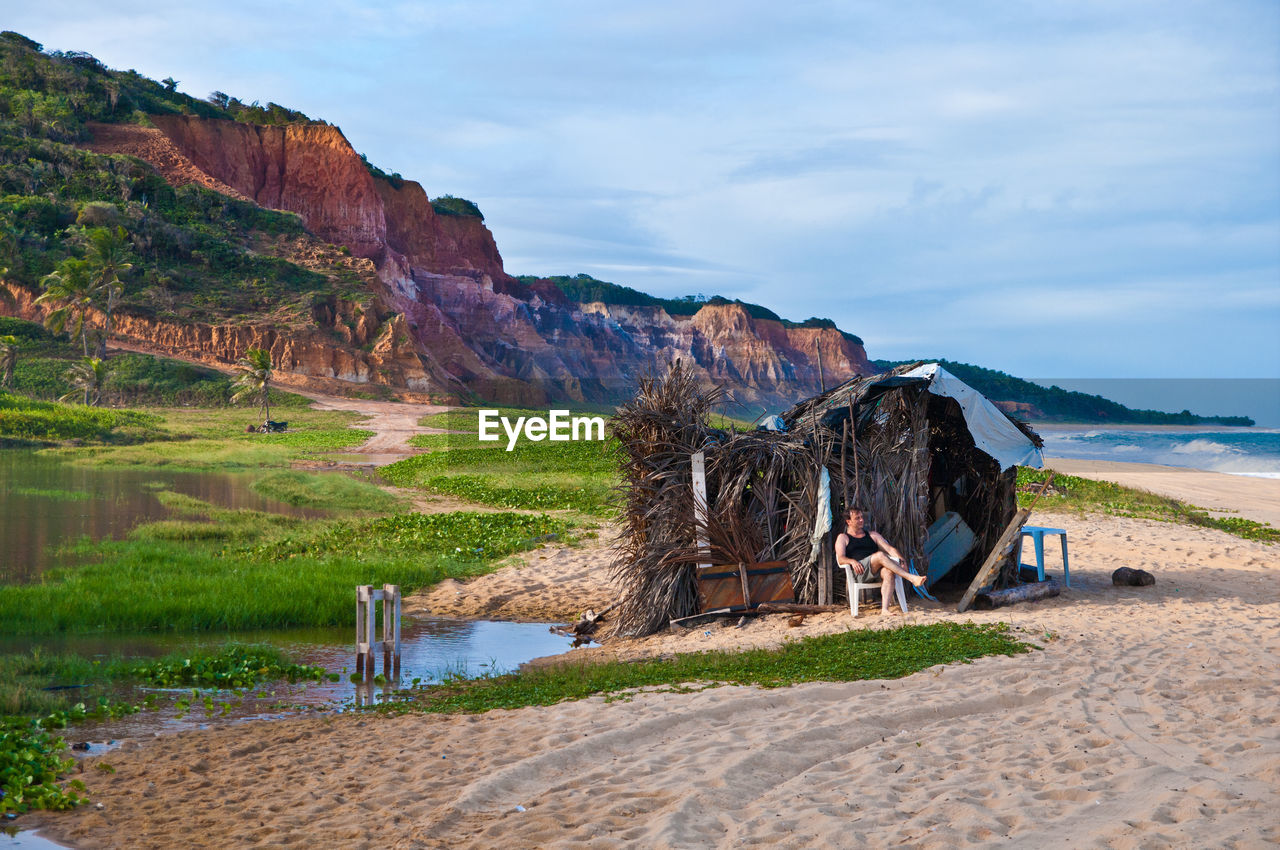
[430,194,484,220]
[0,31,370,331]
[873,358,1254,427]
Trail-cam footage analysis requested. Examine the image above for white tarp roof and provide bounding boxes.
[899,363,1043,471]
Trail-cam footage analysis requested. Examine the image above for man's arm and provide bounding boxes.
[870,531,904,563]
[833,532,853,566]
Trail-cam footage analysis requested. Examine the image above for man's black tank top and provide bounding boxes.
[844,532,878,560]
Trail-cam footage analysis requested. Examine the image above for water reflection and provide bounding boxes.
[0,450,329,581]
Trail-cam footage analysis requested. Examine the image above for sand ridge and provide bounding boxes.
[30,509,1280,849]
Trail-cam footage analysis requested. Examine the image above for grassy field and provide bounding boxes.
[1019,467,1279,543]
[0,392,164,444]
[0,507,570,634]
[380,622,1032,714]
[390,406,620,516]
[52,405,373,469]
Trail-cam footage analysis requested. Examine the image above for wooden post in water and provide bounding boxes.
[382,583,401,678]
[356,584,401,680]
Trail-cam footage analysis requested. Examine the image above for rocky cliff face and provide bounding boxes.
[81,115,874,409]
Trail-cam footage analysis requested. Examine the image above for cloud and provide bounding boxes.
[7,0,1277,377]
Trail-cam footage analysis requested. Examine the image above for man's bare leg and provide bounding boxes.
[871,552,926,587]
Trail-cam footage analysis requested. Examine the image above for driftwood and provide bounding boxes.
[754,603,846,614]
[670,609,744,629]
[552,602,619,645]
[974,578,1061,609]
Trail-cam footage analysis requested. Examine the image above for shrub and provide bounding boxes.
[430,194,484,220]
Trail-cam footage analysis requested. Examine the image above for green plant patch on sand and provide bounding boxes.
[382,439,617,516]
[382,623,1032,715]
[0,511,569,634]
[1020,467,1279,543]
[250,470,404,513]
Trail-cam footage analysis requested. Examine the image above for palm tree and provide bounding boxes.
[86,226,131,358]
[0,334,18,389]
[232,347,273,424]
[61,357,109,406]
[36,258,96,356]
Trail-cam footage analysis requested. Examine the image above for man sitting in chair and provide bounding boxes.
[834,506,927,613]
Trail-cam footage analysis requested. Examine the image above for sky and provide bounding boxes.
[11,1,1280,383]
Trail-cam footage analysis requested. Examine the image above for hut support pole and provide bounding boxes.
[692,451,711,570]
[815,338,826,393]
[957,508,1031,613]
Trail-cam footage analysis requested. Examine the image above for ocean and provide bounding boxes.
[1038,427,1280,479]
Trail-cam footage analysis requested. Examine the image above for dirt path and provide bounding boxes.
[294,391,452,465]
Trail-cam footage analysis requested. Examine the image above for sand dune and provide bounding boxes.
[31,508,1280,849]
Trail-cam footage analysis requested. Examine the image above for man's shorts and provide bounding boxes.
[853,554,876,580]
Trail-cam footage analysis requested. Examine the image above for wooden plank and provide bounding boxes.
[691,451,710,570]
[696,561,793,611]
[957,508,1031,613]
[817,533,832,606]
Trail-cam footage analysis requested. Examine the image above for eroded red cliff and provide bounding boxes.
[77,115,874,409]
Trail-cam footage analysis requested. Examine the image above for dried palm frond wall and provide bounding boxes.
[611,362,1036,637]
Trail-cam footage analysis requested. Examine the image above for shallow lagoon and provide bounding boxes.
[0,450,329,582]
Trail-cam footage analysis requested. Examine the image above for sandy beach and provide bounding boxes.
[1044,457,1280,528]
[27,465,1280,848]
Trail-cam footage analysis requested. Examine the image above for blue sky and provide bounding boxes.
[13,1,1280,379]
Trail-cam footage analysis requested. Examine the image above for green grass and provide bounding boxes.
[382,438,618,516]
[384,622,1032,714]
[250,470,405,513]
[59,407,372,469]
[0,392,163,444]
[8,486,91,501]
[415,407,555,432]
[0,510,569,634]
[1021,467,1279,543]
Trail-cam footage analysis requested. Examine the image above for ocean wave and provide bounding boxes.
[1170,439,1243,456]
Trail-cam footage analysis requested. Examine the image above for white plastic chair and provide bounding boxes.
[839,560,908,617]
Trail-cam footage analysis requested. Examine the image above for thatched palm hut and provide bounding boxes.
[611,361,1043,637]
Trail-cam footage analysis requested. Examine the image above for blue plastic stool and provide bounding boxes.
[1016,526,1069,587]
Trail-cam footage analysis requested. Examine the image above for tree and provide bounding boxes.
[61,356,109,406]
[36,258,96,356]
[85,226,131,357]
[0,334,18,388]
[232,347,273,423]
